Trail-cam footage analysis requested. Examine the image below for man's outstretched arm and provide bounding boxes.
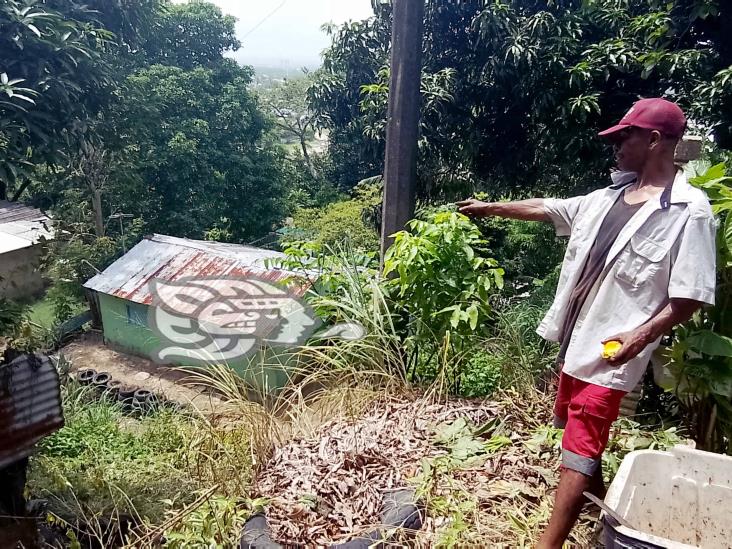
[456,198,551,222]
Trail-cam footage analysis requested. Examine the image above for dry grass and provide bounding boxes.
[35,340,669,548]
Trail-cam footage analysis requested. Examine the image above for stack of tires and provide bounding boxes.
[75,369,181,415]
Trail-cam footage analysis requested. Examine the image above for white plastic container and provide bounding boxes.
[603,445,732,548]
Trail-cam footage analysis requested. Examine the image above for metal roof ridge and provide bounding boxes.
[147,233,285,258]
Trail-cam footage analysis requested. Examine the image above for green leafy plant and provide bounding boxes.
[383,211,504,385]
[603,419,684,482]
[0,298,29,337]
[286,178,382,252]
[663,162,732,452]
[162,495,252,549]
[459,351,502,398]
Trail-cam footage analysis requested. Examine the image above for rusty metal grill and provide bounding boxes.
[0,354,63,469]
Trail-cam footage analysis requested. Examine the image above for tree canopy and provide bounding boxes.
[10,1,292,245]
[108,63,287,240]
[310,0,732,199]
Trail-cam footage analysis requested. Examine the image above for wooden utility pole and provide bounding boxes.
[380,0,425,262]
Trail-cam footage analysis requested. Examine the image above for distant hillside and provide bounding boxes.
[251,65,313,89]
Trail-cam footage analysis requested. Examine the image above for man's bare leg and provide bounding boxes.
[536,466,602,549]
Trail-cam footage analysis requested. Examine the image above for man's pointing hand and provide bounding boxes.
[456,198,491,218]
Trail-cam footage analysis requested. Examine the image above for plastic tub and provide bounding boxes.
[603,445,732,548]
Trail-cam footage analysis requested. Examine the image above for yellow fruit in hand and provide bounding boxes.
[602,340,623,359]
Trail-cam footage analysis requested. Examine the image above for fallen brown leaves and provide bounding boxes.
[257,397,496,546]
[253,390,597,547]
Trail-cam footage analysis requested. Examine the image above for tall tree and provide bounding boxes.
[106,63,288,241]
[263,76,319,177]
[141,0,240,70]
[0,0,165,201]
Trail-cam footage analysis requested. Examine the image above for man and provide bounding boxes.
[457,98,717,548]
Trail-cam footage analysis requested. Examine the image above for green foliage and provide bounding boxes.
[458,352,503,398]
[0,297,60,355]
[29,385,200,524]
[162,495,252,549]
[312,0,732,199]
[665,161,732,452]
[602,420,684,482]
[431,417,512,467]
[28,380,258,544]
[269,239,379,326]
[482,217,566,288]
[22,0,295,285]
[261,74,317,158]
[281,153,343,212]
[383,211,504,381]
[384,212,503,335]
[141,1,240,70]
[105,63,287,240]
[0,0,108,195]
[0,0,163,199]
[0,298,29,337]
[44,234,125,302]
[289,198,380,253]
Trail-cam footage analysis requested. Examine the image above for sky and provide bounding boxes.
[202,0,375,69]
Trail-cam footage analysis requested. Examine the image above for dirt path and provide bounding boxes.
[59,332,225,412]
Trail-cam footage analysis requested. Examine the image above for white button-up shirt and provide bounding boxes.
[539,169,717,392]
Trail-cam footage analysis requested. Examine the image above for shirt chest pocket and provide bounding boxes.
[614,234,669,287]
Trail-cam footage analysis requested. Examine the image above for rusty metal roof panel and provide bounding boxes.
[84,234,311,304]
[0,353,64,469]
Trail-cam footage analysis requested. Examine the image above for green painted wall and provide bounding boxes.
[98,292,295,391]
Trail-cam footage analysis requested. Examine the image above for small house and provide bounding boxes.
[83,234,315,390]
[0,201,53,300]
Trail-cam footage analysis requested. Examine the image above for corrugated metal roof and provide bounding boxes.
[0,200,54,254]
[84,234,312,305]
[0,353,64,469]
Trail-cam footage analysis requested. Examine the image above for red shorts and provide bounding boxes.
[553,371,625,475]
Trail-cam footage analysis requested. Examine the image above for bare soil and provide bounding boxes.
[59,331,224,411]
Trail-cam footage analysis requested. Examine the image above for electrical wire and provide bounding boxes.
[239,0,289,40]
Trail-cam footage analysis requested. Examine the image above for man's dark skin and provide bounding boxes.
[457,126,703,548]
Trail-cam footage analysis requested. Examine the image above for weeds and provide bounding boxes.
[26,382,257,546]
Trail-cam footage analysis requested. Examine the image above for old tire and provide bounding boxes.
[132,389,153,414]
[92,372,111,391]
[117,387,137,412]
[240,513,281,549]
[103,379,123,400]
[77,369,97,385]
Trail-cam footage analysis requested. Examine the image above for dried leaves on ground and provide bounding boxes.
[254,390,598,547]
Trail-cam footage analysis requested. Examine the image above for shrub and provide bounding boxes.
[162,495,252,549]
[481,217,565,291]
[459,351,502,398]
[30,386,197,526]
[384,211,504,384]
[0,298,29,337]
[286,179,381,252]
[665,162,732,452]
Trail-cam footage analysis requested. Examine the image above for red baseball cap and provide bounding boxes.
[598,98,686,139]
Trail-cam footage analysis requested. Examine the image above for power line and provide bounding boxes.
[240,0,289,41]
